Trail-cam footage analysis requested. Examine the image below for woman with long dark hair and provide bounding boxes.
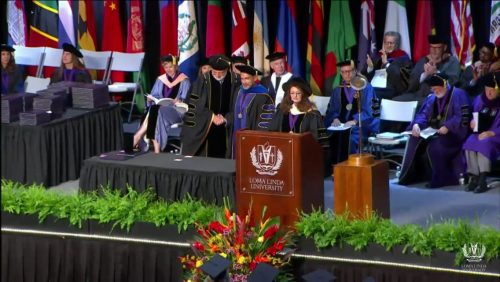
[50,43,91,84]
[1,44,24,94]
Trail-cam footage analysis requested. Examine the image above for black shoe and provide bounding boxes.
[466,174,478,192]
[474,173,488,193]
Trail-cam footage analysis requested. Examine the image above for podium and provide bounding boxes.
[235,130,324,227]
[333,154,390,219]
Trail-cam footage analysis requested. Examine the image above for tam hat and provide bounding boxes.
[62,43,83,58]
[265,52,287,62]
[282,77,312,97]
[425,73,449,87]
[197,57,210,67]
[336,59,356,68]
[160,54,178,65]
[209,54,231,70]
[231,55,248,65]
[0,44,15,52]
[235,64,263,76]
[302,269,336,282]
[483,72,500,89]
[428,34,447,45]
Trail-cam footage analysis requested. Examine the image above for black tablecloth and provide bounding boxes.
[79,153,236,204]
[1,104,123,186]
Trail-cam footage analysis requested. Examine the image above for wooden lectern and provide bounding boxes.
[235,130,324,227]
[334,154,390,219]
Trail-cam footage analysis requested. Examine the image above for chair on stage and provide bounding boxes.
[39,47,63,78]
[24,76,50,94]
[80,49,112,84]
[309,95,331,116]
[106,51,145,123]
[13,45,45,78]
[368,99,418,167]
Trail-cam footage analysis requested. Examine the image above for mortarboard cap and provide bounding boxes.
[282,77,312,97]
[424,73,449,87]
[336,59,356,68]
[62,43,83,58]
[483,71,500,89]
[302,269,336,282]
[265,52,287,62]
[428,35,447,45]
[231,56,248,65]
[160,54,178,65]
[248,263,279,282]
[199,254,231,280]
[235,64,263,76]
[197,57,210,67]
[209,54,231,70]
[362,276,376,282]
[0,44,15,52]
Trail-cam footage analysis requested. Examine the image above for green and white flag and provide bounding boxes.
[491,0,500,46]
[384,0,411,58]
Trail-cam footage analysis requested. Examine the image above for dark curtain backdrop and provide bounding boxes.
[0,0,493,92]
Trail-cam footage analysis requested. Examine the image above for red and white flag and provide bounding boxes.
[450,0,475,67]
[231,0,249,57]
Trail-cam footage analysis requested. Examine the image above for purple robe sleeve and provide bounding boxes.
[324,88,341,127]
[443,89,470,133]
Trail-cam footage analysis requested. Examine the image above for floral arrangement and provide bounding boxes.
[179,200,295,281]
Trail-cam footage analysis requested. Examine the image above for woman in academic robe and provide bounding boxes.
[1,44,24,94]
[268,77,328,147]
[133,55,190,153]
[50,43,91,84]
[399,73,471,188]
[463,72,500,193]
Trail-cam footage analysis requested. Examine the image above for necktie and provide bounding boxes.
[274,76,281,93]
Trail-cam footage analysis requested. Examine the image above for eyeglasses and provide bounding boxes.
[290,92,303,96]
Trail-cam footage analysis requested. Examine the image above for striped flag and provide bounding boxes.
[306,0,324,96]
[384,0,411,59]
[450,0,475,67]
[77,0,96,51]
[324,1,356,93]
[127,0,144,53]
[413,0,434,63]
[490,1,500,46]
[178,0,200,80]
[231,0,249,57]
[29,0,58,48]
[356,0,377,72]
[275,0,303,77]
[160,1,177,56]
[58,0,74,46]
[7,0,27,46]
[206,0,225,56]
[253,0,269,74]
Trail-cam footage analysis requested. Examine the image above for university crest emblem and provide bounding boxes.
[250,142,283,176]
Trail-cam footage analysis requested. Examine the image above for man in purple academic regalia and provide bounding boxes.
[399,73,471,188]
[463,71,500,193]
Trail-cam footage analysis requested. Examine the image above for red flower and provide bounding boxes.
[193,241,205,251]
[208,221,227,234]
[263,225,279,240]
[249,261,257,271]
[266,241,284,255]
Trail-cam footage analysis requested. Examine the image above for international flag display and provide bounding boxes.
[58,0,74,47]
[356,0,377,72]
[77,0,97,52]
[231,0,249,57]
[384,0,411,59]
[306,0,324,96]
[413,0,434,63]
[491,0,500,46]
[275,0,303,77]
[178,0,200,81]
[7,0,27,46]
[102,0,125,82]
[206,0,225,57]
[29,0,58,48]
[127,0,144,53]
[450,0,475,67]
[160,0,178,57]
[253,0,269,74]
[324,0,356,93]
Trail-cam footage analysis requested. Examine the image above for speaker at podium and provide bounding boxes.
[235,130,324,227]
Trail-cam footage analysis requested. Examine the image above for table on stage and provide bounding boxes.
[79,152,236,204]
[1,103,123,187]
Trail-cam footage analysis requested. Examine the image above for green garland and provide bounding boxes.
[2,180,499,266]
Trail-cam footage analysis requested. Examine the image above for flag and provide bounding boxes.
[77,0,98,79]
[178,0,200,80]
[450,0,475,67]
[384,0,411,59]
[58,0,74,46]
[491,1,500,46]
[324,0,356,94]
[253,0,269,74]
[306,0,324,96]
[275,0,303,77]
[231,0,249,57]
[206,0,225,56]
[356,0,377,72]
[127,0,145,112]
[7,0,27,46]
[160,0,178,56]
[413,0,434,63]
[127,0,143,53]
[102,0,125,82]
[28,0,58,48]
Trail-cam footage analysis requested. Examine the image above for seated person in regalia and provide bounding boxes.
[50,43,92,84]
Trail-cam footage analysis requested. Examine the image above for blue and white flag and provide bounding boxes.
[58,0,75,47]
[253,0,269,75]
[178,0,200,81]
[7,0,27,46]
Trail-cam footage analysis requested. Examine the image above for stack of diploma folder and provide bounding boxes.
[1,94,23,123]
[71,84,109,109]
[19,109,51,126]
